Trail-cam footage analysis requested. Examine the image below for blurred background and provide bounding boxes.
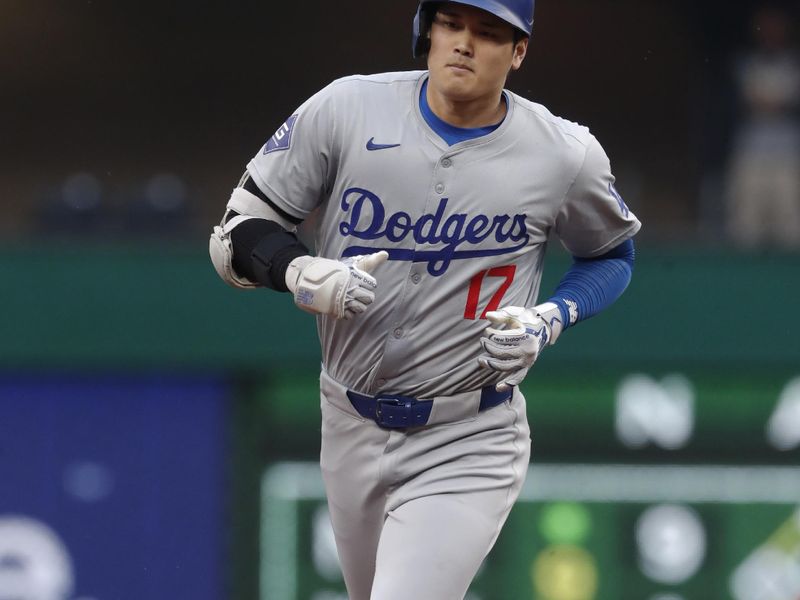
[1,0,799,599]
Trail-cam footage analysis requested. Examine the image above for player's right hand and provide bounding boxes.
[285,251,389,320]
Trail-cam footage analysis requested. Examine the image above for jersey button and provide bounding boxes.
[393,327,404,339]
[441,158,452,168]
[435,183,445,194]
[411,272,421,284]
[376,378,387,388]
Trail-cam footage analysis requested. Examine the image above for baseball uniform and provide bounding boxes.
[241,69,640,598]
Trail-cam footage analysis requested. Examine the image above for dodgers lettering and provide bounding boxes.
[339,187,529,276]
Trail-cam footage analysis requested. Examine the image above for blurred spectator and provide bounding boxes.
[35,172,108,236]
[34,172,195,239]
[725,3,800,249]
[124,173,192,236]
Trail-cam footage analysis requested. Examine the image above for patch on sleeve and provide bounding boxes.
[263,115,298,155]
[608,182,630,218]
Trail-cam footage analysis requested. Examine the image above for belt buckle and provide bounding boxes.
[375,396,415,428]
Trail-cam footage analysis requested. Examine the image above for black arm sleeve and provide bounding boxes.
[228,213,309,292]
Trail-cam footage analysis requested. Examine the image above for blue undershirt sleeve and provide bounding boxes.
[546,238,635,331]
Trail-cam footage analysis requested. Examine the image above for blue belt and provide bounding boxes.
[345,386,513,429]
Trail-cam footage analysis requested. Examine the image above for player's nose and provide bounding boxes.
[452,29,475,56]
[453,39,474,57]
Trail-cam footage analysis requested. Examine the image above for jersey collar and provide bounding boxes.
[413,72,515,151]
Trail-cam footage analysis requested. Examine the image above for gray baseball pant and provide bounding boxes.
[319,370,531,600]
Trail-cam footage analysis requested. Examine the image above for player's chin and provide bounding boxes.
[436,78,479,101]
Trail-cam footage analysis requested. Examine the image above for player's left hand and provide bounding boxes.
[477,306,551,392]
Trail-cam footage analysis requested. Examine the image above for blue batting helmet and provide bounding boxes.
[412,0,535,57]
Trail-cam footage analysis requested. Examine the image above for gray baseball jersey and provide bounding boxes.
[247,70,640,398]
[243,69,640,599]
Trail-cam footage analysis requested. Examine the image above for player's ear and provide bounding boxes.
[511,37,528,71]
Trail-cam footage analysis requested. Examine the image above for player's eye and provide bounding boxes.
[435,15,460,30]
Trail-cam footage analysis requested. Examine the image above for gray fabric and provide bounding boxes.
[247,70,640,397]
[319,370,531,600]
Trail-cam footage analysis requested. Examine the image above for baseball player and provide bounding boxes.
[210,1,641,598]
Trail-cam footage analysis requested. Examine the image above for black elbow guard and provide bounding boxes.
[229,219,308,292]
[251,232,308,292]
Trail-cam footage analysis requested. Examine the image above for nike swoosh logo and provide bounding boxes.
[366,137,401,151]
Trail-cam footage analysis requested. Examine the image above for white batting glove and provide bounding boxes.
[285,251,389,320]
[477,306,552,392]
